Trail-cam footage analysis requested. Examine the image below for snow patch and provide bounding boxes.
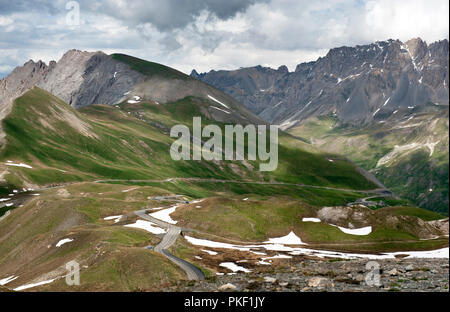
[0,275,18,286]
[274,101,283,108]
[186,235,448,260]
[125,220,166,235]
[103,215,122,223]
[329,224,372,235]
[219,262,251,273]
[210,106,231,114]
[5,162,32,169]
[302,217,321,223]
[185,236,253,251]
[207,95,229,109]
[202,249,218,255]
[264,231,305,245]
[149,204,179,224]
[14,279,56,291]
[122,187,138,193]
[56,238,74,247]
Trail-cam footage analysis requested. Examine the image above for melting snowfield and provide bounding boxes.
[302,217,321,223]
[330,225,373,235]
[207,95,230,109]
[5,161,33,169]
[302,218,372,235]
[149,204,179,224]
[264,231,305,245]
[56,238,74,247]
[185,234,449,261]
[125,220,166,235]
[0,275,18,286]
[210,106,231,114]
[104,215,123,223]
[13,278,56,291]
[219,262,251,273]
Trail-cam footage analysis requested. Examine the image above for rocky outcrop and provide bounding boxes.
[175,258,449,292]
[0,60,51,141]
[315,205,446,239]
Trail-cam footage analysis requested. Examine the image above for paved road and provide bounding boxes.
[135,208,204,281]
[95,177,392,195]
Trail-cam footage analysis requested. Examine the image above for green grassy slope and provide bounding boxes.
[0,76,447,292]
[0,87,377,192]
[0,182,186,291]
[112,53,190,81]
[289,107,449,214]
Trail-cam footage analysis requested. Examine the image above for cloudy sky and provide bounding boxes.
[0,0,448,78]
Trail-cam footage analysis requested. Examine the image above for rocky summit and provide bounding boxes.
[192,38,449,128]
[176,258,449,292]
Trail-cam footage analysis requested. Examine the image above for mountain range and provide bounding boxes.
[191,38,448,127]
[191,38,449,214]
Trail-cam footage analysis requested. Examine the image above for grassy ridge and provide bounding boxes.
[1,87,377,192]
[112,53,190,81]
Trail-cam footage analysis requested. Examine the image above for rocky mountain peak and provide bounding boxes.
[277,65,289,74]
[192,37,448,126]
[190,69,200,79]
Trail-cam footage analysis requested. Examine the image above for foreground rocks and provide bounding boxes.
[174,258,449,292]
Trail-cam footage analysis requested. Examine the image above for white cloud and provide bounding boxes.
[360,0,449,43]
[0,16,13,26]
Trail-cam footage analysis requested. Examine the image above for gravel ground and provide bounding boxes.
[173,258,449,292]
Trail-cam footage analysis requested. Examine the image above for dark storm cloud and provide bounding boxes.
[0,0,448,78]
[86,0,268,31]
[0,0,267,30]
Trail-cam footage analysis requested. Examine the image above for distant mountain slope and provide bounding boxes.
[0,50,263,144]
[191,38,449,214]
[289,104,449,214]
[191,38,448,128]
[0,87,378,193]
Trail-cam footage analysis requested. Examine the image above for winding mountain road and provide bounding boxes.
[95,177,392,196]
[134,208,205,281]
